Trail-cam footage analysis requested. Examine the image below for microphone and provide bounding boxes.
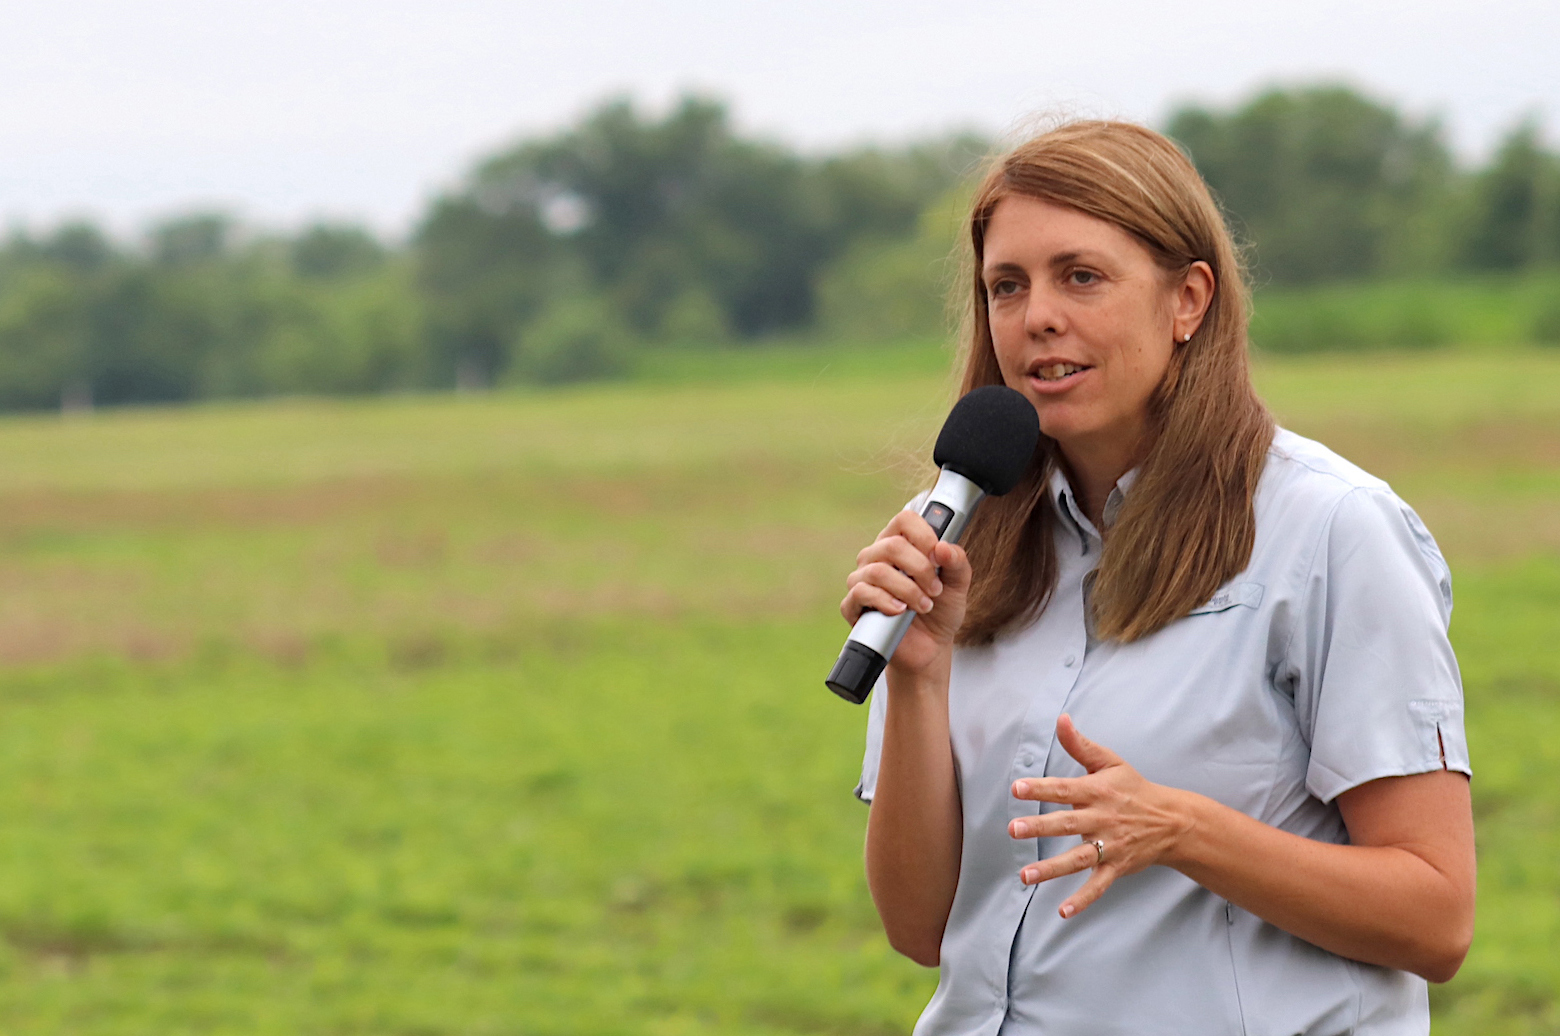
[825,385,1041,704]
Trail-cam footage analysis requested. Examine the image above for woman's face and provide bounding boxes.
[981,195,1202,463]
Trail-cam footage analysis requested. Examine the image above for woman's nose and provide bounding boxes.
[1023,287,1065,339]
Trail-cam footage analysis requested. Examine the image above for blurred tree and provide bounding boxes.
[1461,119,1560,270]
[0,266,93,409]
[1167,86,1456,283]
[0,217,426,409]
[290,223,387,279]
[4,87,1560,410]
[815,186,971,341]
[151,213,234,267]
[415,95,981,383]
[415,192,563,389]
[508,293,632,385]
[657,285,729,345]
[38,222,115,273]
[249,266,427,394]
[87,267,212,404]
[812,138,986,247]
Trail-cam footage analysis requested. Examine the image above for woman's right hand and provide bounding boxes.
[841,509,973,675]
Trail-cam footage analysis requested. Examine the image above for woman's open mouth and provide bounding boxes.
[1029,362,1092,385]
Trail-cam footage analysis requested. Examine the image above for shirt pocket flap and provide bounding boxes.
[1187,581,1265,616]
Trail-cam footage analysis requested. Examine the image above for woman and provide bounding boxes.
[844,121,1475,1036]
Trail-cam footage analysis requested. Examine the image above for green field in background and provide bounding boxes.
[0,345,1554,1034]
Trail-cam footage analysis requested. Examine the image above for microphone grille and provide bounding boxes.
[932,385,1041,496]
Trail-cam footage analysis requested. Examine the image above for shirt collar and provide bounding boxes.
[1049,465,1139,547]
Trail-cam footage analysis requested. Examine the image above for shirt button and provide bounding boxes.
[1021,753,1035,767]
[1064,654,1077,667]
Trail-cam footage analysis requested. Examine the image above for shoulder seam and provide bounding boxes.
[1267,443,1387,492]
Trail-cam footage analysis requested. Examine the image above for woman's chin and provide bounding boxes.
[1036,411,1098,448]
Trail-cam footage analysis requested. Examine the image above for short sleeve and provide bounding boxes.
[853,672,889,804]
[1286,487,1471,803]
[850,490,930,805]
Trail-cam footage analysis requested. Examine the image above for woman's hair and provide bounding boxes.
[954,120,1274,645]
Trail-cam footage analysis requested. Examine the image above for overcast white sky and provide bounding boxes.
[3,0,1557,239]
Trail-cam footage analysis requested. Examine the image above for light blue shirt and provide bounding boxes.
[856,429,1471,1036]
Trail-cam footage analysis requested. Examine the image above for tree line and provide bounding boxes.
[1,85,1558,410]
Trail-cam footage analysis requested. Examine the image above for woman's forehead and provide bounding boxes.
[983,196,1148,267]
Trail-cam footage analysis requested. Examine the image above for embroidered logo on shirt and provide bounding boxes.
[1187,582,1265,616]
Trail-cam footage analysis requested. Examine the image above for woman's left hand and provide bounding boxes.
[1008,713,1196,919]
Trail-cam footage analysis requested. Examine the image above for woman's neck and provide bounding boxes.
[1059,434,1144,532]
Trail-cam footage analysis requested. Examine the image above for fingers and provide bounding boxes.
[1012,775,1099,806]
[1059,866,1116,919]
[848,560,934,608]
[840,574,931,625]
[1017,841,1118,919]
[1007,720,1146,918]
[840,581,910,624]
[931,541,971,592]
[856,529,943,600]
[839,509,973,634]
[1019,840,1102,886]
[1055,713,1124,774]
[877,508,940,555]
[1008,807,1100,841]
[1009,718,1125,793]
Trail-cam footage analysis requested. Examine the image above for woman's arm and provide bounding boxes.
[865,660,963,966]
[1010,715,1476,982]
[1178,766,1474,980]
[843,510,972,966]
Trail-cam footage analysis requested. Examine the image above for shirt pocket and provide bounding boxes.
[1186,581,1265,616]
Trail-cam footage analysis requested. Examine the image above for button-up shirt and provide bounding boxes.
[855,429,1470,1036]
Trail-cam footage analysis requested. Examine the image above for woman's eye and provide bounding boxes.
[1068,269,1098,286]
[990,280,1020,297]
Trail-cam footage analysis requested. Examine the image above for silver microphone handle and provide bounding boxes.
[825,468,985,703]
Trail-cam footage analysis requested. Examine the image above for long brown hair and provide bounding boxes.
[954,121,1274,645]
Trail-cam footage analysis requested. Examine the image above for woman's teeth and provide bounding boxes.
[1035,363,1086,381]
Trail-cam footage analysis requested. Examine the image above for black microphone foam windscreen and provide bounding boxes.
[932,385,1041,496]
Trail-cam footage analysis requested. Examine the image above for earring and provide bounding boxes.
[1181,332,1192,342]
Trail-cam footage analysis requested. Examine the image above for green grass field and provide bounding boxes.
[0,342,1554,1034]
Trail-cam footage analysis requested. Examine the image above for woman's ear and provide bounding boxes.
[1172,261,1215,342]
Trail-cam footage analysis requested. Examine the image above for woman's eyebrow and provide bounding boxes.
[1047,250,1099,269]
[983,250,1108,280]
[981,260,1027,281]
